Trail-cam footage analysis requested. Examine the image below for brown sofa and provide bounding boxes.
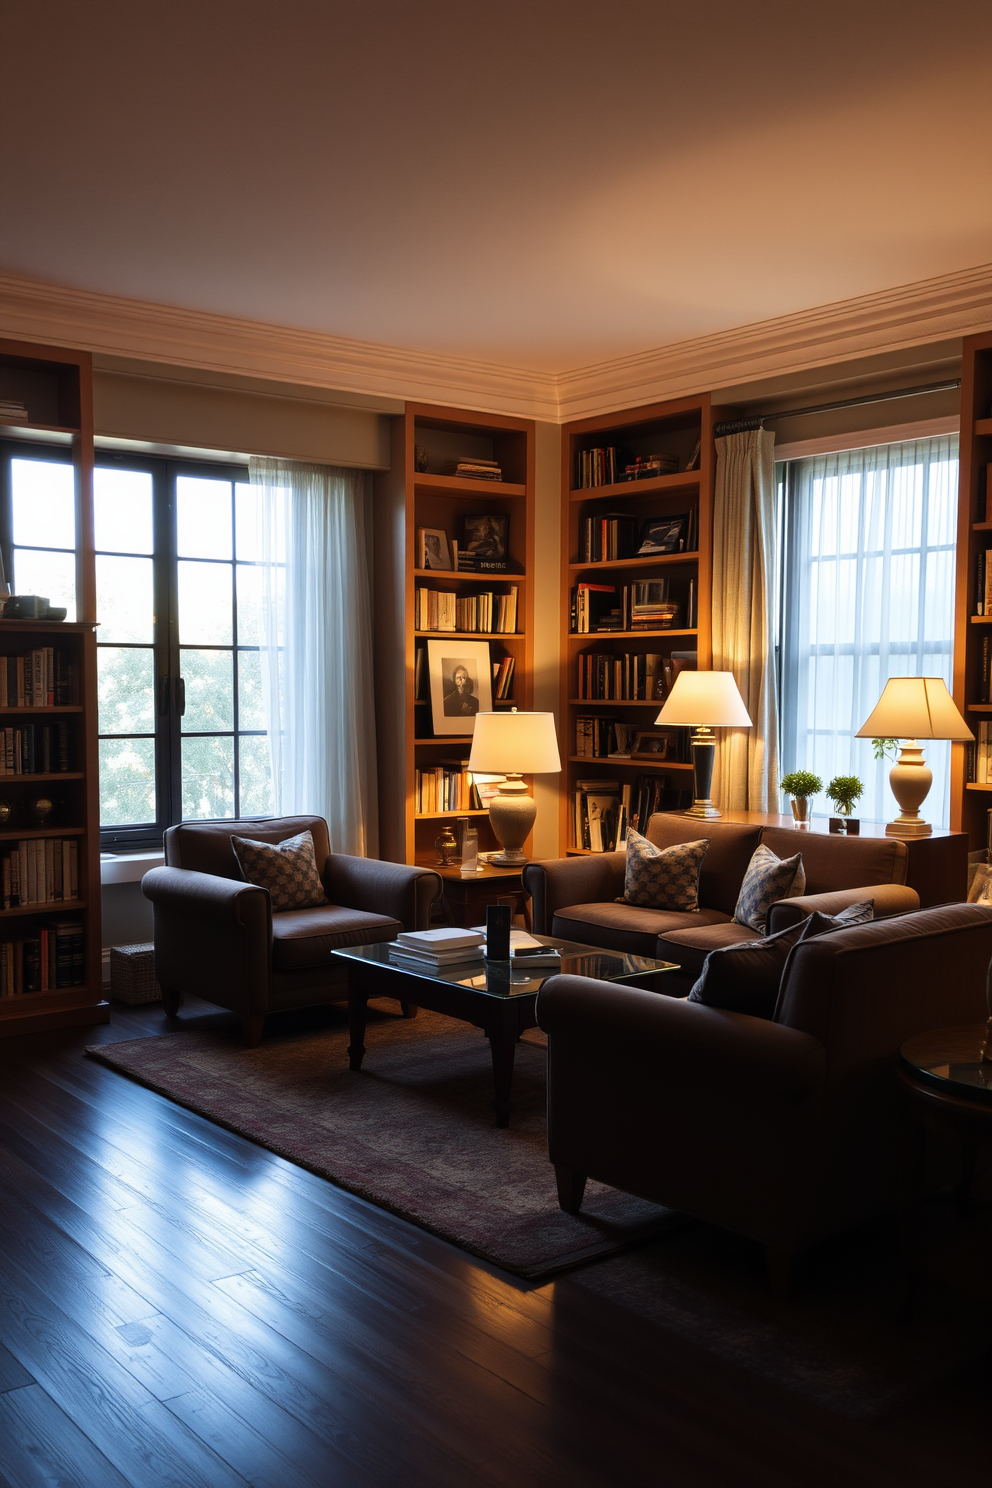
[538,901,992,1291]
[142,815,442,1045]
[523,815,920,995]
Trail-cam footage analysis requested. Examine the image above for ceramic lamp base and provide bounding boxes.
[487,775,536,865]
[885,741,933,837]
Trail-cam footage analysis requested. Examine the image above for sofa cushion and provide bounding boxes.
[553,901,732,957]
[271,905,403,971]
[644,815,763,915]
[655,920,761,979]
[620,828,709,910]
[687,918,809,1018]
[232,829,328,911]
[760,826,908,890]
[733,844,805,933]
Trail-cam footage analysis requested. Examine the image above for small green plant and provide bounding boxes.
[826,775,864,815]
[870,738,900,762]
[780,770,822,799]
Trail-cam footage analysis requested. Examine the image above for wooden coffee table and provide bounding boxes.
[332,935,676,1127]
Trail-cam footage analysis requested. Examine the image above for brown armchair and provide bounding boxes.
[142,815,441,1045]
[537,902,992,1291]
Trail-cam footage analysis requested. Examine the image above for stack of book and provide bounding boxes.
[388,928,485,969]
[621,454,679,481]
[447,459,502,482]
[571,581,681,633]
[467,927,563,967]
[0,919,85,995]
[2,838,79,908]
[0,399,29,424]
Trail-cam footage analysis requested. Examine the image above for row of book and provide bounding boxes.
[572,774,692,851]
[575,448,681,489]
[415,763,482,814]
[0,722,73,775]
[576,649,696,701]
[965,721,992,782]
[2,837,80,909]
[415,586,518,634]
[574,718,639,759]
[571,579,695,633]
[0,649,80,708]
[0,920,85,996]
[976,635,992,702]
[577,508,698,563]
[413,650,516,702]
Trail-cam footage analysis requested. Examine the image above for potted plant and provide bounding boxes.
[779,770,822,826]
[826,775,864,835]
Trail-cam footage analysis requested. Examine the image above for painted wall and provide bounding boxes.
[530,420,562,858]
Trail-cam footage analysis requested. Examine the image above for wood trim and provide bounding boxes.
[773,415,959,463]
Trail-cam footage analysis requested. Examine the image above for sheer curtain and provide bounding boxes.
[250,457,378,856]
[780,435,958,828]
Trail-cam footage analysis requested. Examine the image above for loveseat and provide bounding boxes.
[523,815,920,995]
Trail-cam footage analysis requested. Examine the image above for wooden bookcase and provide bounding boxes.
[373,403,535,866]
[0,338,104,1035]
[952,329,992,851]
[560,394,714,853]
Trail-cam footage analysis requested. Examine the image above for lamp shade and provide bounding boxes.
[654,671,752,729]
[467,711,562,774]
[855,677,973,742]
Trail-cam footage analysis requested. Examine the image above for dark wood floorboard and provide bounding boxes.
[0,996,986,1488]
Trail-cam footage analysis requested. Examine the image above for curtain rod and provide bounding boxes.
[713,378,961,437]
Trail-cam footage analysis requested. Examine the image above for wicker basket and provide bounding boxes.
[110,942,161,1005]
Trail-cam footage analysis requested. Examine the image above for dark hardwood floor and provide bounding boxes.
[0,997,986,1488]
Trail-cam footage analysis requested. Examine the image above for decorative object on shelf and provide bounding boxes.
[779,770,823,826]
[31,796,54,826]
[459,820,479,874]
[459,514,508,573]
[654,671,752,819]
[414,444,430,473]
[825,776,864,835]
[630,729,670,760]
[434,823,458,866]
[427,639,494,736]
[637,515,688,556]
[0,799,9,826]
[417,527,452,570]
[467,710,561,865]
[856,677,973,837]
[685,436,701,472]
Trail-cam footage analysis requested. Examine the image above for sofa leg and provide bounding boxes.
[242,1014,265,1048]
[554,1165,587,1214]
[161,986,182,1017]
[400,1002,418,1019]
[765,1244,794,1299]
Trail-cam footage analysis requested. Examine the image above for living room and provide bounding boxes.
[0,4,990,1485]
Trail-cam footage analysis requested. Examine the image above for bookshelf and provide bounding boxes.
[373,403,535,866]
[560,394,714,853]
[952,330,992,849]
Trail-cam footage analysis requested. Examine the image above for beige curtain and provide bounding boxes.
[712,427,779,811]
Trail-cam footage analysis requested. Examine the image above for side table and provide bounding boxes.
[425,861,530,929]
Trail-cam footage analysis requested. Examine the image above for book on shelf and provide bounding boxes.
[576,650,667,702]
[979,634,991,704]
[621,454,680,482]
[985,464,992,523]
[572,580,683,634]
[0,917,84,996]
[661,650,697,696]
[578,513,639,563]
[1,837,79,909]
[414,761,482,814]
[977,550,986,615]
[573,778,622,851]
[0,721,72,774]
[0,399,29,424]
[445,459,502,482]
[0,649,79,708]
[492,654,515,700]
[685,436,701,472]
[576,447,620,488]
[575,716,638,759]
[416,586,517,634]
[984,551,992,619]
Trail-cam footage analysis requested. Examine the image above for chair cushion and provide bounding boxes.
[619,828,709,911]
[656,920,762,979]
[733,844,805,933]
[271,905,403,971]
[232,829,328,911]
[165,814,330,879]
[553,901,731,957]
[687,919,809,1018]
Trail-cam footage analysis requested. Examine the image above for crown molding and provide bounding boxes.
[555,262,992,422]
[0,272,559,423]
[3,263,992,427]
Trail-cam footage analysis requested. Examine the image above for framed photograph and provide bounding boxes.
[461,514,508,571]
[418,526,452,570]
[630,729,670,760]
[637,515,687,556]
[427,638,494,736]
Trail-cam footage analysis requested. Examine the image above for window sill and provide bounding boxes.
[100,850,165,885]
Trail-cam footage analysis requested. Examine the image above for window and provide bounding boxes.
[0,443,274,847]
[779,434,958,828]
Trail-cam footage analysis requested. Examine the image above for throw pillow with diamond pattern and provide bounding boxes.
[231,829,328,911]
[618,829,710,911]
[733,844,805,934]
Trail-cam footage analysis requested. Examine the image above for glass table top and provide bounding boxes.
[900,1024,992,1105]
[332,935,676,1001]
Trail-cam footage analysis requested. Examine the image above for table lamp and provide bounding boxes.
[855,676,973,837]
[467,710,561,865]
[654,670,752,819]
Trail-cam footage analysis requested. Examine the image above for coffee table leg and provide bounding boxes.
[347,967,369,1071]
[487,1006,518,1128]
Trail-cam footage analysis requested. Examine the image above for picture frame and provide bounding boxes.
[418,526,452,570]
[637,515,687,556]
[630,729,671,760]
[460,513,508,571]
[427,638,494,736]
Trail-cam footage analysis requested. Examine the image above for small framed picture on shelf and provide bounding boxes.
[418,527,452,570]
[630,729,671,760]
[427,638,494,736]
[637,515,687,556]
[460,514,508,572]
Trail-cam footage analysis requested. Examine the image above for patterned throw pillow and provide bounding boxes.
[733,844,805,934]
[231,829,328,912]
[618,829,710,911]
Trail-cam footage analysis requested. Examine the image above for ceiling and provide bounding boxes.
[3,0,992,375]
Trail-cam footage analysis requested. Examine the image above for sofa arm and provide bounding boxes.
[141,866,272,1012]
[523,852,626,935]
[767,883,919,934]
[323,855,442,931]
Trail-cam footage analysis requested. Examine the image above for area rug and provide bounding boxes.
[87,1004,680,1277]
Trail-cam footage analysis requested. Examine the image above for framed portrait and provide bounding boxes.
[427,638,494,736]
[461,513,508,571]
[637,515,687,556]
[630,729,671,760]
[418,526,452,570]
